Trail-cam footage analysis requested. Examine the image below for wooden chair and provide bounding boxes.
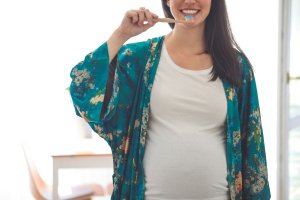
[106,182,113,196]
[22,144,105,200]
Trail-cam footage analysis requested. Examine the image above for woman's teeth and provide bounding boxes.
[181,10,199,15]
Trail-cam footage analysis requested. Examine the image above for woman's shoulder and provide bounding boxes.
[118,37,163,64]
[120,36,164,52]
[236,51,254,81]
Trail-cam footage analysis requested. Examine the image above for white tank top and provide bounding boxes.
[143,42,230,200]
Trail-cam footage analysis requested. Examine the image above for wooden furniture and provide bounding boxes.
[22,139,113,200]
[50,139,113,200]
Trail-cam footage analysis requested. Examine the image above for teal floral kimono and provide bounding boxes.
[69,36,271,200]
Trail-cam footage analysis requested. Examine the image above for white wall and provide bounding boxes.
[0,0,278,199]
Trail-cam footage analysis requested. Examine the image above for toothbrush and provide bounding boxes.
[184,15,193,19]
[153,17,188,23]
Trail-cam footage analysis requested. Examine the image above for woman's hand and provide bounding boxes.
[107,7,158,62]
[115,7,159,40]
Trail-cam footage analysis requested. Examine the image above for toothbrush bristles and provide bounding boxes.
[185,15,193,19]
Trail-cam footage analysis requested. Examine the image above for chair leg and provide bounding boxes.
[106,182,113,196]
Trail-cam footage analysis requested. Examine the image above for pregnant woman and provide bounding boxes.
[69,0,271,199]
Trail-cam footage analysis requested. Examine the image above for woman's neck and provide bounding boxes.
[165,24,206,56]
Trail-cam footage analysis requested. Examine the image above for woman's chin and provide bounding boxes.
[181,22,201,28]
[184,19,205,28]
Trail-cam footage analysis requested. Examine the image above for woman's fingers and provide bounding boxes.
[131,12,139,24]
[144,9,154,25]
[129,7,158,26]
[150,10,159,19]
[126,10,138,24]
[120,8,158,37]
[137,8,145,26]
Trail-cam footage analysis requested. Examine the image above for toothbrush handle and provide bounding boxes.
[153,18,187,23]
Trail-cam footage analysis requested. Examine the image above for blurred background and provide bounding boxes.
[0,0,299,199]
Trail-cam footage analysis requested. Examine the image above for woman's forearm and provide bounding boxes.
[107,29,130,63]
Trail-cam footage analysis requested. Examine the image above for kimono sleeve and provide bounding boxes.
[69,42,117,143]
[238,55,271,199]
[69,40,150,145]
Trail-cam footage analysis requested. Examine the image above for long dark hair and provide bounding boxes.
[161,0,250,88]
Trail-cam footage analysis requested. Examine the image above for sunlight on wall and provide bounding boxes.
[0,0,278,199]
